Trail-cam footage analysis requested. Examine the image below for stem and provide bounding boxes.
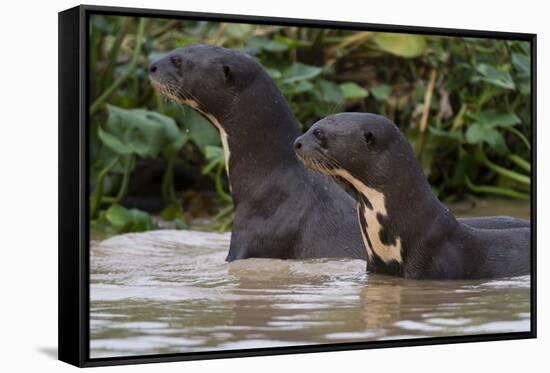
[152,20,178,38]
[100,19,126,92]
[90,18,146,115]
[505,126,531,150]
[451,103,467,131]
[465,177,530,200]
[480,152,530,186]
[215,163,233,203]
[415,68,437,158]
[115,155,133,201]
[161,155,176,203]
[213,204,234,221]
[101,156,134,204]
[218,219,233,233]
[90,156,120,218]
[508,153,531,174]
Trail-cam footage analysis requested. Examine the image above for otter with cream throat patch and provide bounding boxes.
[294,113,530,279]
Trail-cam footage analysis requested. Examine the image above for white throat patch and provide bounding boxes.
[332,169,403,264]
[182,100,231,180]
[153,83,231,180]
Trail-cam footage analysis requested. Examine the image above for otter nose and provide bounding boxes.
[294,139,303,151]
[149,64,157,74]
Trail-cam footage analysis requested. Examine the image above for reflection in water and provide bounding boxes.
[90,229,530,358]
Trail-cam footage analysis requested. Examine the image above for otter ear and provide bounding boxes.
[222,65,233,83]
[364,131,376,147]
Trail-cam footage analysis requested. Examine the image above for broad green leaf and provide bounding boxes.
[264,67,282,80]
[248,36,288,52]
[283,63,322,84]
[104,203,130,227]
[371,84,391,101]
[102,105,185,158]
[428,126,464,142]
[105,204,153,233]
[317,80,345,104]
[97,126,134,155]
[465,124,508,154]
[473,110,521,128]
[372,33,427,58]
[202,145,225,174]
[225,24,253,39]
[160,202,185,221]
[475,64,515,90]
[340,82,368,99]
[293,80,314,94]
[512,53,531,95]
[180,107,221,148]
[512,53,530,77]
[204,145,225,161]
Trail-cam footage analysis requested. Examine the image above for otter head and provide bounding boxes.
[149,45,262,177]
[294,112,408,190]
[148,44,260,127]
[295,113,412,269]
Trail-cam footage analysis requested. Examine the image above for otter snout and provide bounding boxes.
[149,53,184,81]
[293,135,309,157]
[294,133,320,163]
[293,138,303,151]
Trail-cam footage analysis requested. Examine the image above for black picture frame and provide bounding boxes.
[58,4,537,368]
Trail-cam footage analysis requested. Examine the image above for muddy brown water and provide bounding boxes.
[90,201,531,358]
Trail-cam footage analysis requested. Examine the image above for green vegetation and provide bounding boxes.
[89,15,531,234]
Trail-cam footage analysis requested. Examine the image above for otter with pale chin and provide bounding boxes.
[149,45,367,261]
[295,112,530,279]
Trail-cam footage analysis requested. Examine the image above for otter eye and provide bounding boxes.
[222,65,232,81]
[313,128,325,140]
[364,131,375,147]
[170,55,182,68]
[313,128,328,149]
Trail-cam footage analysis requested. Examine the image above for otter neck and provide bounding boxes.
[334,167,456,274]
[203,75,303,203]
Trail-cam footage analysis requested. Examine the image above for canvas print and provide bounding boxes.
[88,13,532,359]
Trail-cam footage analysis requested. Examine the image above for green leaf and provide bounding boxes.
[160,202,184,221]
[101,105,184,158]
[283,63,322,84]
[264,67,282,80]
[473,110,521,128]
[371,33,427,58]
[105,204,152,233]
[428,126,464,142]
[225,24,253,39]
[293,80,314,94]
[512,53,531,95]
[340,82,368,99]
[204,145,224,161]
[371,84,391,101]
[465,110,520,154]
[317,80,345,104]
[97,126,134,155]
[248,36,288,52]
[180,107,220,148]
[475,64,516,90]
[202,145,225,174]
[512,53,530,77]
[465,125,508,154]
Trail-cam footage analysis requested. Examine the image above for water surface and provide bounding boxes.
[90,210,531,358]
